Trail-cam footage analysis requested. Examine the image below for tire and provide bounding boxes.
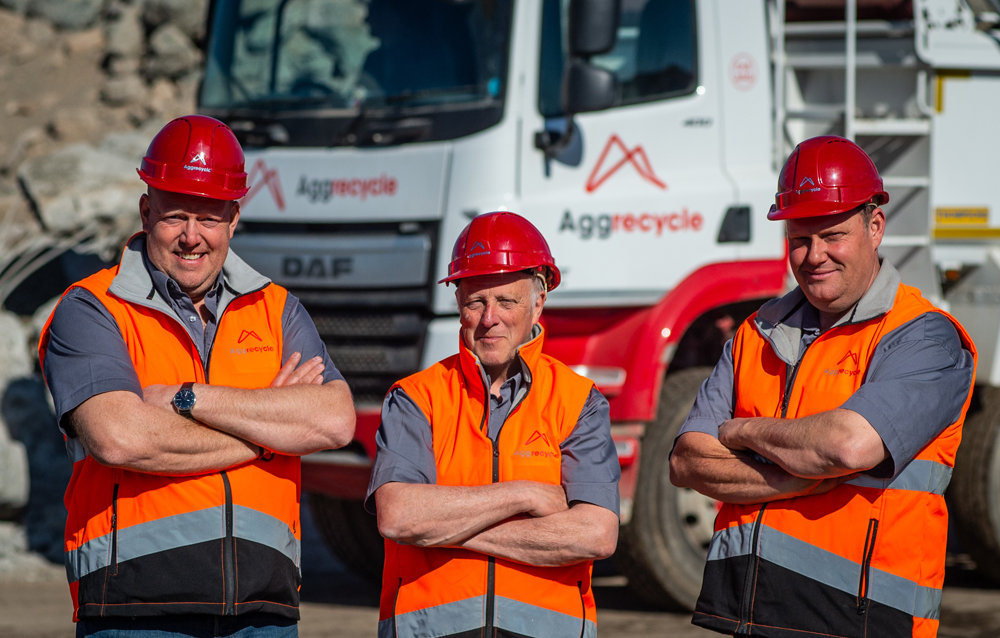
[947,384,1000,583]
[308,493,385,583]
[615,367,717,611]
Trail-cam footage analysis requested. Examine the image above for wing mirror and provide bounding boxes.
[536,0,620,159]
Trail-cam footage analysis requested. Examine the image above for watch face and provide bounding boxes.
[173,389,196,412]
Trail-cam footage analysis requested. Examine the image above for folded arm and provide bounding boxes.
[717,409,887,479]
[374,479,569,547]
[143,352,356,456]
[670,431,850,504]
[456,502,619,567]
[69,390,258,475]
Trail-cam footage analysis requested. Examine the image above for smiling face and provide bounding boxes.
[140,187,240,303]
[457,272,545,379]
[786,206,885,325]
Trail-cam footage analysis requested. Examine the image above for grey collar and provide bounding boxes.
[754,259,901,365]
[108,234,271,321]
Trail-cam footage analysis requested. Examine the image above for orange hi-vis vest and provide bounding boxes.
[692,274,977,638]
[379,327,598,638]
[38,235,301,621]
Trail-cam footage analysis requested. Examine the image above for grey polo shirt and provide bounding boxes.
[365,358,621,517]
[43,245,344,433]
[677,260,975,479]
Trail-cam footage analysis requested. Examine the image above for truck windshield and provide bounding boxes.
[202,0,512,112]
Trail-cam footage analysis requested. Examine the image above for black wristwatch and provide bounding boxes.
[172,382,197,419]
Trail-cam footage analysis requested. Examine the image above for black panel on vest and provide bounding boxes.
[235,538,300,608]
[693,554,749,627]
[696,557,915,637]
[76,539,299,620]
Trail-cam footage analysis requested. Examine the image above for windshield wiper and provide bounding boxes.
[383,84,485,105]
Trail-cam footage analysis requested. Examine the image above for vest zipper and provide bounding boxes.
[479,361,534,638]
[110,483,120,574]
[221,471,236,615]
[577,581,586,638]
[857,518,879,615]
[735,503,767,634]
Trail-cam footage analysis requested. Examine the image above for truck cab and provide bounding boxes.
[198,0,1000,610]
[199,0,785,607]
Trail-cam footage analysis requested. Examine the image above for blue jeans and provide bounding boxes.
[76,614,297,638]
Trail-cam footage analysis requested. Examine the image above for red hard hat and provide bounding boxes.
[768,136,888,221]
[137,115,249,201]
[440,211,561,291]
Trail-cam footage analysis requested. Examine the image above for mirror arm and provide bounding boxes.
[533,113,576,159]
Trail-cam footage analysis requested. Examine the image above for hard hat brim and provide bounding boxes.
[439,264,561,291]
[138,169,250,202]
[768,190,889,221]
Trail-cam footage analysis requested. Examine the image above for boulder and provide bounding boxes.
[103,1,142,58]
[101,73,147,105]
[146,76,177,112]
[63,26,104,54]
[99,129,150,163]
[145,23,201,79]
[107,54,140,77]
[0,0,31,15]
[141,0,208,42]
[2,378,71,564]
[22,16,54,45]
[48,106,102,142]
[0,312,32,387]
[17,142,145,231]
[27,0,105,30]
[0,432,29,519]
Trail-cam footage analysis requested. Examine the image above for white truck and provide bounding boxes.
[198,0,1000,609]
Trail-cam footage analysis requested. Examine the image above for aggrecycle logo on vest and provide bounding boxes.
[823,351,861,377]
[231,330,274,355]
[513,430,559,459]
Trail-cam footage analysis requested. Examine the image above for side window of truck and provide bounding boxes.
[538,0,698,117]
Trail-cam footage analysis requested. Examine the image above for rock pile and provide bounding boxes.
[0,0,204,566]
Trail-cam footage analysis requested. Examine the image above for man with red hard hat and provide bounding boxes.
[366,211,620,638]
[38,115,356,637]
[671,136,977,637]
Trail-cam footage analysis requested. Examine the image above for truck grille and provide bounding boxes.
[305,310,432,407]
[237,221,439,409]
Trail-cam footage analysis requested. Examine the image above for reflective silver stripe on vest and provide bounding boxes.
[382,595,486,638]
[65,506,226,583]
[65,504,301,583]
[233,505,300,567]
[846,459,953,496]
[495,596,595,638]
[706,524,943,619]
[706,522,756,562]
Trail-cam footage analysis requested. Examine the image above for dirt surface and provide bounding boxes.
[3,505,1000,638]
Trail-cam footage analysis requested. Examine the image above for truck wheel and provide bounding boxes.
[615,366,716,611]
[308,493,385,582]
[947,385,1000,583]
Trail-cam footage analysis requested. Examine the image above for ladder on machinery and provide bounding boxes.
[769,0,943,303]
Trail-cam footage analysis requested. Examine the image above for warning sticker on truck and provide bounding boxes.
[935,207,988,226]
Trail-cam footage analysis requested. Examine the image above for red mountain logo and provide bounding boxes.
[837,351,859,367]
[585,134,667,193]
[525,430,551,447]
[238,330,262,343]
[242,159,286,211]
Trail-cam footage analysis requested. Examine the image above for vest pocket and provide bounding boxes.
[857,518,879,615]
